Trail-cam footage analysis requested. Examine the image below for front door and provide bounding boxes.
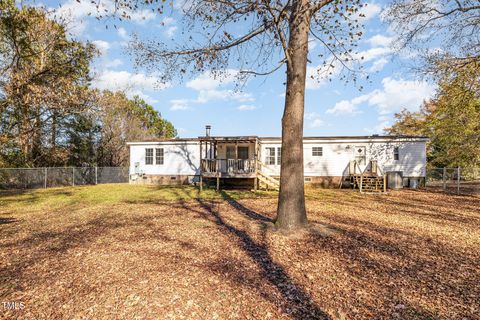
[354,146,367,171]
[226,146,235,159]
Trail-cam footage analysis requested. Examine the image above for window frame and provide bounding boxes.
[393,146,400,161]
[145,148,154,165]
[155,148,164,165]
[265,147,276,165]
[276,147,281,165]
[237,146,249,160]
[312,146,323,157]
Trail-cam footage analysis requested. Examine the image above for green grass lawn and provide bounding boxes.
[0,184,277,215]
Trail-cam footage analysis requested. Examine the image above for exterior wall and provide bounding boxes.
[128,137,427,186]
[130,174,192,185]
[129,141,201,176]
[260,138,427,178]
[215,142,255,159]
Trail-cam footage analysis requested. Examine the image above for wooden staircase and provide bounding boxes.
[350,160,387,193]
[351,175,386,193]
[256,161,279,191]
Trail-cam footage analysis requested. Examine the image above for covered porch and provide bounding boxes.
[199,136,260,190]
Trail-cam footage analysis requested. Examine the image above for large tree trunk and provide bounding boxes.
[275,0,311,230]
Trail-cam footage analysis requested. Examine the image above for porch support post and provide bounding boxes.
[199,141,203,192]
[216,176,220,192]
[254,138,258,192]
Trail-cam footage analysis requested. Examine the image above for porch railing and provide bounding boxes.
[201,159,256,174]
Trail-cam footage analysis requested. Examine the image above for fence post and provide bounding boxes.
[457,167,461,195]
[44,167,47,189]
[72,167,75,187]
[95,167,98,185]
[442,167,447,191]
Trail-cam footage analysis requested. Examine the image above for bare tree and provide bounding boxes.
[384,0,480,74]
[98,0,365,231]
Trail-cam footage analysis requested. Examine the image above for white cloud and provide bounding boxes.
[170,99,190,111]
[368,57,389,72]
[160,17,178,38]
[51,0,155,36]
[354,47,392,62]
[359,2,382,21]
[305,112,324,128]
[165,26,178,38]
[327,77,435,117]
[327,94,370,115]
[186,70,239,91]
[92,40,110,56]
[128,9,156,24]
[184,70,253,104]
[366,34,394,47]
[196,89,253,104]
[366,77,435,114]
[92,70,169,104]
[327,100,361,116]
[105,58,123,68]
[364,119,390,134]
[117,27,129,40]
[161,17,176,26]
[237,104,256,111]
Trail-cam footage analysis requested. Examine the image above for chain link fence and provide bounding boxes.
[0,167,129,190]
[426,167,480,195]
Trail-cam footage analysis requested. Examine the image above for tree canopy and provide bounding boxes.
[386,65,480,168]
[0,0,176,168]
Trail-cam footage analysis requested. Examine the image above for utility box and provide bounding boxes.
[387,171,403,189]
[409,178,420,189]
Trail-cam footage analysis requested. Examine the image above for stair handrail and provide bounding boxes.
[256,159,277,176]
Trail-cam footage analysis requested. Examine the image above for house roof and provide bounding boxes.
[127,135,429,145]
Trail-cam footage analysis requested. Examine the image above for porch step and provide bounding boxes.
[351,175,386,193]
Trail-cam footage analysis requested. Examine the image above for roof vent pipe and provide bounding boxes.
[205,125,211,137]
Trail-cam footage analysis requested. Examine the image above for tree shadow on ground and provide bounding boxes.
[0,217,17,225]
[179,192,330,320]
[303,213,480,318]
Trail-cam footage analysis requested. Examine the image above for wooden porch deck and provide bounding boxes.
[200,159,256,178]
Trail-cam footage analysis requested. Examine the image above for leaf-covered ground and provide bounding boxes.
[1,184,479,319]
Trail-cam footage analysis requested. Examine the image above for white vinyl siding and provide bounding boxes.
[261,140,427,178]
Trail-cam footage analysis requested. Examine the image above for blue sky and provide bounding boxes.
[44,0,436,137]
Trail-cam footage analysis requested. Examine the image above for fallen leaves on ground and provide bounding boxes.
[0,185,479,319]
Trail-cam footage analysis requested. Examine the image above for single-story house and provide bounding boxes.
[128,129,428,191]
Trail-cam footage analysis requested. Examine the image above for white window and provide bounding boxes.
[312,147,323,156]
[145,148,153,165]
[276,147,281,165]
[155,148,164,165]
[265,147,276,165]
[393,147,399,161]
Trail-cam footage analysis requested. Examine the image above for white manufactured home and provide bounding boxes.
[128,130,428,191]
